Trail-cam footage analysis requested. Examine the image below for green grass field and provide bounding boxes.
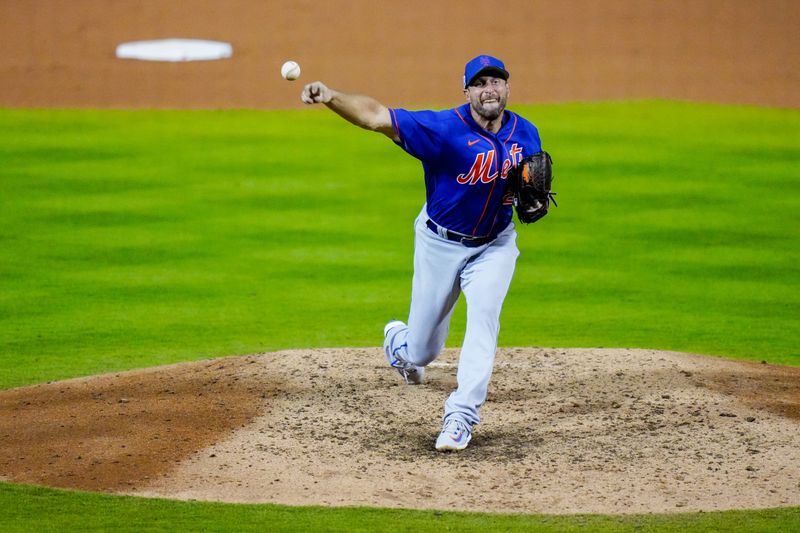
[1,483,798,533]
[1,101,798,531]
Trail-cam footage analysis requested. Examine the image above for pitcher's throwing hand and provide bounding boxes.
[301,82,333,104]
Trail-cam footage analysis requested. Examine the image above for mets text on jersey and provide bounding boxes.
[456,144,523,185]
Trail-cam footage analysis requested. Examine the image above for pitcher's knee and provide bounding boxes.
[405,338,443,367]
[467,306,503,328]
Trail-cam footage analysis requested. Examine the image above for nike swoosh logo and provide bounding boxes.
[467,139,480,146]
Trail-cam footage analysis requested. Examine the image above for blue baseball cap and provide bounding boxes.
[463,54,509,88]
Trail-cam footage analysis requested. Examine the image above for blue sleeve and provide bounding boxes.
[389,108,444,161]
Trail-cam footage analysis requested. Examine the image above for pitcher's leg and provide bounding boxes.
[385,215,465,367]
[443,228,519,426]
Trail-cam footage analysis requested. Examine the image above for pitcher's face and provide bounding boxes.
[464,76,509,121]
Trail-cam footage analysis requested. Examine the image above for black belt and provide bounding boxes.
[426,219,494,248]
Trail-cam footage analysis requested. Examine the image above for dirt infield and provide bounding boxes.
[1,0,798,109]
[2,348,799,514]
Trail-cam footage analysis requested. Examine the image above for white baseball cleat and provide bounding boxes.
[435,418,472,452]
[397,364,424,385]
[383,320,425,385]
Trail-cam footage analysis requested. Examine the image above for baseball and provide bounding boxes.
[281,60,301,81]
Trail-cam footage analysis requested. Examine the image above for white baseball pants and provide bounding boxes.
[385,207,520,426]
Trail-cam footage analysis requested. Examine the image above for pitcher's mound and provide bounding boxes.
[1,348,798,514]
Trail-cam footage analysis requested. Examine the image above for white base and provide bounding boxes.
[116,39,232,62]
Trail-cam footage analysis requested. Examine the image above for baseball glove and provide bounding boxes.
[507,151,557,224]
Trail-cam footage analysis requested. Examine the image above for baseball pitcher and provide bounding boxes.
[301,55,552,451]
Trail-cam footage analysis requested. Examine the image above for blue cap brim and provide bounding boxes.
[465,66,509,88]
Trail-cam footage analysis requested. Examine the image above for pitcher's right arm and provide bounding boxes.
[301,82,398,141]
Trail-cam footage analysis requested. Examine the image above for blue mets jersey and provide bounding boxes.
[389,102,542,237]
